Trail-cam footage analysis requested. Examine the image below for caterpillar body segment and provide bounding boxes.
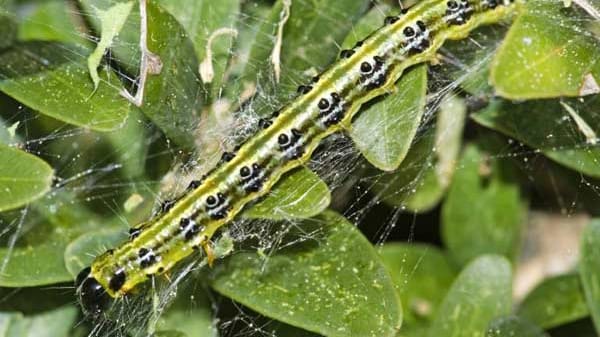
[76,0,523,317]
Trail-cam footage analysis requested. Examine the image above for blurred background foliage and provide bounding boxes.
[0,0,599,336]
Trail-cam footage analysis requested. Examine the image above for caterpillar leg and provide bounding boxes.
[202,241,215,267]
[162,272,173,283]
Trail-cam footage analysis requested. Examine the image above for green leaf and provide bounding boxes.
[486,316,548,337]
[443,26,509,96]
[0,14,17,50]
[154,331,186,337]
[0,144,53,212]
[0,118,14,144]
[80,0,204,145]
[398,326,428,337]
[442,144,523,266]
[340,3,392,48]
[157,283,216,337]
[77,0,141,73]
[0,193,101,286]
[491,0,600,98]
[105,108,149,178]
[372,94,466,212]
[517,273,589,329]
[473,97,600,178]
[66,195,152,283]
[0,239,71,287]
[579,219,600,334]
[267,322,323,337]
[158,0,240,98]
[17,0,88,46]
[379,243,456,327]
[221,1,271,80]
[237,0,369,112]
[64,227,127,277]
[0,42,130,132]
[211,210,402,337]
[342,4,427,171]
[138,2,203,148]
[243,167,330,220]
[427,255,512,337]
[351,65,427,171]
[87,1,134,90]
[0,306,78,337]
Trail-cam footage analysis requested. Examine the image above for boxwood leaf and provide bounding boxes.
[105,109,148,179]
[0,193,101,286]
[64,227,127,277]
[427,255,512,337]
[138,2,203,148]
[343,3,427,171]
[473,97,600,178]
[442,25,509,96]
[372,94,466,212]
[211,210,402,337]
[0,238,71,287]
[236,0,369,113]
[486,316,548,337]
[0,118,14,144]
[0,306,77,337]
[0,42,130,132]
[243,167,330,220]
[379,243,456,327]
[398,326,428,337]
[79,0,203,146]
[87,1,134,90]
[0,144,53,212]
[517,273,589,329]
[157,283,216,337]
[340,3,392,47]
[155,332,186,337]
[442,144,523,266]
[0,14,17,50]
[266,322,323,337]
[491,0,600,98]
[579,219,600,334]
[351,65,427,171]
[17,0,87,46]
[158,0,240,99]
[77,0,141,73]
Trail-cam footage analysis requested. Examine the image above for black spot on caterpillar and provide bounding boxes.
[278,128,305,160]
[359,56,389,89]
[76,0,522,317]
[205,192,230,220]
[108,269,126,292]
[240,163,264,192]
[128,227,142,240]
[319,92,347,127]
[138,248,158,268]
[445,0,475,25]
[179,217,204,241]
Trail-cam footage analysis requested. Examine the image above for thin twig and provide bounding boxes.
[199,28,239,84]
[120,0,162,107]
[561,101,598,145]
[572,0,600,20]
[271,0,292,83]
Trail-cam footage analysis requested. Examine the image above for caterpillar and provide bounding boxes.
[76,0,522,317]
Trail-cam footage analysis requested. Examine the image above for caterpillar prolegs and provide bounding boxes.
[76,0,522,317]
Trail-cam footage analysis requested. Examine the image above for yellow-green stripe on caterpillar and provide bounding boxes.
[76,0,522,317]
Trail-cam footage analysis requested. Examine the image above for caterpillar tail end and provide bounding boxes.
[75,266,113,318]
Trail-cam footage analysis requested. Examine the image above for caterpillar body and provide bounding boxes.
[76,0,522,316]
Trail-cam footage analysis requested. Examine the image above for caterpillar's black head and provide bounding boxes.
[76,266,112,317]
